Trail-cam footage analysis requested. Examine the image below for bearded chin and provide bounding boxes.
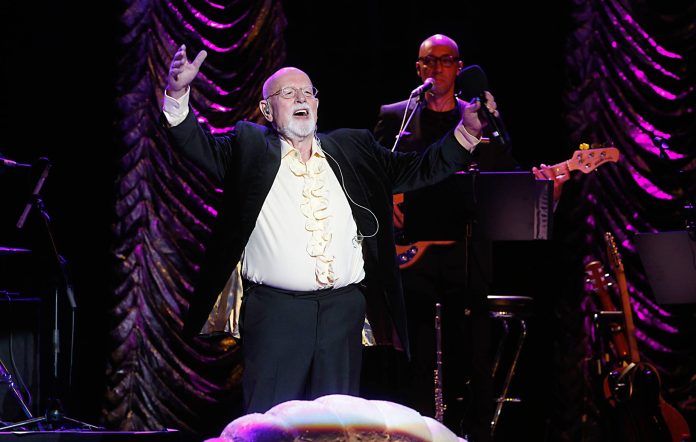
[280,118,317,140]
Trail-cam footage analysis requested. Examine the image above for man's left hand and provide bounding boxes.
[532,163,570,203]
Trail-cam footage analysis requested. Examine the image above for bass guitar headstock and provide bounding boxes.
[567,144,620,174]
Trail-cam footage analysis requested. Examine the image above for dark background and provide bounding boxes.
[1,0,572,435]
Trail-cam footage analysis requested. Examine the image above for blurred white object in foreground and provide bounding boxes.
[207,394,467,442]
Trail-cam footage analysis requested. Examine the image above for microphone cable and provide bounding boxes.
[319,138,380,246]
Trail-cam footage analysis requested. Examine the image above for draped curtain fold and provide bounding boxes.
[105,0,286,435]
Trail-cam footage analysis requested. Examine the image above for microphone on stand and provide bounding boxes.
[456,65,508,144]
[392,79,435,152]
[410,77,435,97]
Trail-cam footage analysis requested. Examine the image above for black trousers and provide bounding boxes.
[239,282,366,413]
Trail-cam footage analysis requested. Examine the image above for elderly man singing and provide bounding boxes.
[162,44,493,414]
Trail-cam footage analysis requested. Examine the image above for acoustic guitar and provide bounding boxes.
[601,232,690,442]
[394,146,621,269]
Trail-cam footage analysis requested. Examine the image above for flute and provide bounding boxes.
[434,302,445,423]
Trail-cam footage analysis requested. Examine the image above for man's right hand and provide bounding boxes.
[166,44,208,99]
[460,90,499,139]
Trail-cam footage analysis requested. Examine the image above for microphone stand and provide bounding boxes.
[391,95,425,152]
[655,137,695,240]
[0,158,99,431]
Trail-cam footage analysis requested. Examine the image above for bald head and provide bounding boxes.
[259,66,319,142]
[418,34,460,59]
[262,67,312,99]
[415,34,463,104]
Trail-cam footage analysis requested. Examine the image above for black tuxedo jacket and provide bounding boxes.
[169,111,474,353]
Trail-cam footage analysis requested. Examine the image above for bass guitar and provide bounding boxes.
[394,146,620,269]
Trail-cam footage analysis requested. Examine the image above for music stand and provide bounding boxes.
[402,171,553,242]
[635,231,696,305]
[400,171,553,437]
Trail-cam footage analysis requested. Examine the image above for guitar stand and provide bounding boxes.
[591,310,625,377]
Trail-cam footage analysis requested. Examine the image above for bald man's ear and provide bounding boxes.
[259,100,273,121]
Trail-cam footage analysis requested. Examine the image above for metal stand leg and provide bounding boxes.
[487,295,533,438]
[490,314,527,435]
[490,317,509,380]
[0,356,34,424]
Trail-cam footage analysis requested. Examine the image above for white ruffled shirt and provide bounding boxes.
[164,89,364,291]
[241,137,365,290]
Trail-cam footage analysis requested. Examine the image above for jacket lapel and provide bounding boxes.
[318,134,379,259]
[395,100,423,152]
[409,99,423,141]
[239,128,282,231]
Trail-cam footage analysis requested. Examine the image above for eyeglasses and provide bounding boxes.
[265,86,319,100]
[418,55,459,68]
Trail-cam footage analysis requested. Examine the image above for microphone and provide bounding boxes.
[456,65,508,144]
[410,77,435,97]
[0,156,32,168]
[456,65,488,101]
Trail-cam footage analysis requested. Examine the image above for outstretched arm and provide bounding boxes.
[166,44,208,99]
[163,44,232,182]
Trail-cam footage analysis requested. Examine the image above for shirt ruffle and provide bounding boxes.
[289,151,336,288]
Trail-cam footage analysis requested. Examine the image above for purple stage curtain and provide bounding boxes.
[552,0,696,438]
[105,0,286,436]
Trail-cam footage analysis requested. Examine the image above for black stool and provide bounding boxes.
[487,295,534,436]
